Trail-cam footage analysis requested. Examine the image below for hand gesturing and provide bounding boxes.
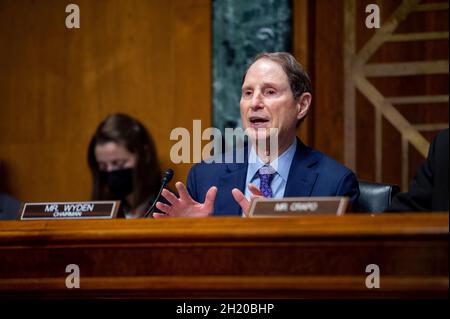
[153,182,217,218]
[231,183,263,217]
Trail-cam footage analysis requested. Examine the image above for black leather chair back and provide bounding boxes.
[356,181,400,213]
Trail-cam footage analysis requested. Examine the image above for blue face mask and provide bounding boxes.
[100,168,134,199]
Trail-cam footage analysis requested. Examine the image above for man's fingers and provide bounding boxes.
[232,188,250,216]
[161,188,179,205]
[248,183,263,196]
[156,201,172,214]
[250,194,262,201]
[203,186,217,212]
[175,182,192,201]
[153,212,169,218]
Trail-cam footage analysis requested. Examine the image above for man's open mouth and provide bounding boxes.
[249,116,270,128]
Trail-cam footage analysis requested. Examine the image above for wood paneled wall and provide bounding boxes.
[0,0,211,201]
[307,0,448,189]
[1,0,447,203]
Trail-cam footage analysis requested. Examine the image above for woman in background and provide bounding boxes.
[88,113,161,218]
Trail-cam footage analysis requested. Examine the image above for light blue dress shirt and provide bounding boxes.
[244,139,297,201]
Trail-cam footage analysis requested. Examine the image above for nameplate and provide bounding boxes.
[248,197,349,217]
[19,201,120,220]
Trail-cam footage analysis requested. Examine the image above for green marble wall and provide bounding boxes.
[212,0,292,133]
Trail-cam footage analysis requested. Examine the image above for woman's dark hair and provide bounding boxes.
[87,113,161,209]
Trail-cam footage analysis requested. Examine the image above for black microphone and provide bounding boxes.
[144,169,174,218]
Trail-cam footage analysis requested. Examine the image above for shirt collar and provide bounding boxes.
[247,138,297,182]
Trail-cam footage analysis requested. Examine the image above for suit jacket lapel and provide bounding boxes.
[284,139,321,197]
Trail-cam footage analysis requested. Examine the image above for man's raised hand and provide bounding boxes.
[231,183,263,217]
[154,182,217,218]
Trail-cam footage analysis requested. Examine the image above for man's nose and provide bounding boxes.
[251,92,264,109]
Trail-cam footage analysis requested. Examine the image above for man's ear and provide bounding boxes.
[296,92,312,121]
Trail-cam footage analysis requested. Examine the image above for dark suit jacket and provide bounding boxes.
[187,139,360,216]
[389,129,449,212]
[0,193,21,220]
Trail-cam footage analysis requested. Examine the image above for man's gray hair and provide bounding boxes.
[242,52,312,99]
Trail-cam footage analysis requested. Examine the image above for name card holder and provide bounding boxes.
[19,201,120,220]
[248,197,349,217]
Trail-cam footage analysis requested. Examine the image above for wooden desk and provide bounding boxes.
[0,214,448,298]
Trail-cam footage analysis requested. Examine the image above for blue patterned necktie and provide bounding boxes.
[258,165,275,198]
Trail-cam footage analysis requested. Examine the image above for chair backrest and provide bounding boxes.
[356,181,400,213]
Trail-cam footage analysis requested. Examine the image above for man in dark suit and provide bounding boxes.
[154,52,359,217]
[389,129,448,212]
